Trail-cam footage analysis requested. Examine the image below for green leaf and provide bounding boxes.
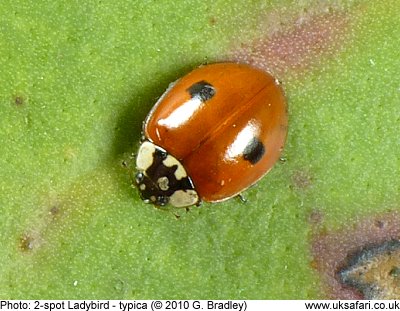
[0,0,399,299]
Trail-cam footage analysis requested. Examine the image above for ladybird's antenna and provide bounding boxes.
[121,153,137,189]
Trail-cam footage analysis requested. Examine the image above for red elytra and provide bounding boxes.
[142,62,288,203]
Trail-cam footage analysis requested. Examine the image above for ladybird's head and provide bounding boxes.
[135,141,199,208]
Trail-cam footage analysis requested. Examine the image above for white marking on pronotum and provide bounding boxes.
[163,155,187,180]
[169,190,199,207]
[157,176,169,191]
[136,141,156,171]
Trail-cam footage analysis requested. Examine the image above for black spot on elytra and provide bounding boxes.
[243,137,265,164]
[187,81,215,102]
[136,145,196,206]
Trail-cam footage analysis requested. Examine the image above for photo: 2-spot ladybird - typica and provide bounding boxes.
[135,62,288,208]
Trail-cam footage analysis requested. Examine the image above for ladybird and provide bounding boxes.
[135,62,287,207]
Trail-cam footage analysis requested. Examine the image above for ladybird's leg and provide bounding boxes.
[140,132,146,143]
[151,204,169,211]
[236,193,247,203]
[153,206,184,220]
[150,204,182,220]
[121,156,137,189]
[183,198,203,212]
[129,171,136,188]
[174,213,181,220]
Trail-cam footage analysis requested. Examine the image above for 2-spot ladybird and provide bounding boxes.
[135,63,287,207]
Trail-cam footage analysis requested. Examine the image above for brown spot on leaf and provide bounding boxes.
[308,209,324,226]
[292,170,313,190]
[230,8,353,77]
[339,240,400,299]
[19,233,35,252]
[49,206,59,215]
[63,146,78,162]
[48,205,62,221]
[18,200,65,254]
[14,96,24,106]
[374,220,385,229]
[312,211,400,299]
[209,17,217,26]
